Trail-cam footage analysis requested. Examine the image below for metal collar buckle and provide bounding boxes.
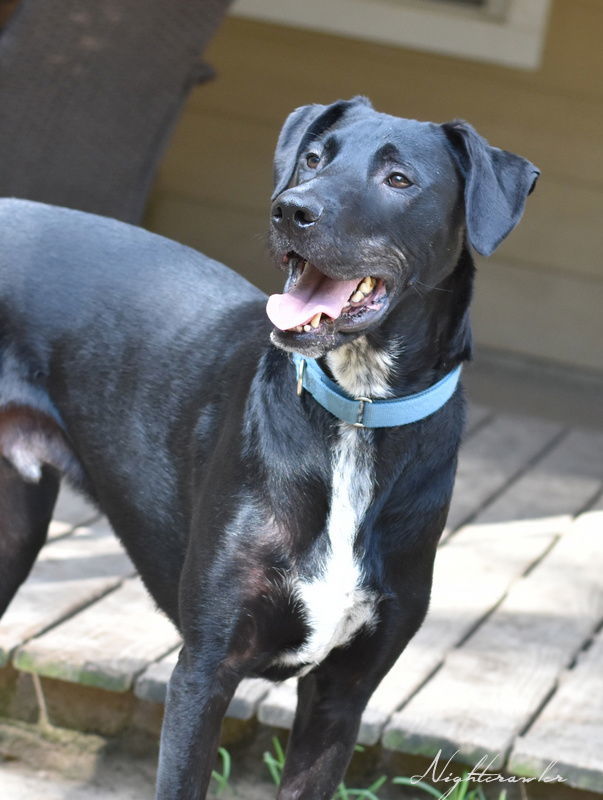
[352,396,373,427]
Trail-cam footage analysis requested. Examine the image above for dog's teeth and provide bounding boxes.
[349,276,376,303]
[360,277,375,293]
[310,313,321,328]
[295,325,303,332]
[303,324,312,332]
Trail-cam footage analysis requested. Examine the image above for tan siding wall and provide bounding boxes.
[146,0,603,372]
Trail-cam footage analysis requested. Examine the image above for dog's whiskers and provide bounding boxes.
[415,279,453,294]
[411,282,426,299]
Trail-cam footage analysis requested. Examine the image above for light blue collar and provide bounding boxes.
[291,353,462,428]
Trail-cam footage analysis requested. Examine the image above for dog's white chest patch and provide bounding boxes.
[275,337,397,673]
[279,424,377,673]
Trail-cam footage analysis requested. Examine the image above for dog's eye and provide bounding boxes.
[306,153,321,169]
[386,172,412,189]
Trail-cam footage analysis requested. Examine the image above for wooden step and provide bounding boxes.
[382,498,603,767]
[0,518,133,667]
[445,412,562,534]
[13,577,180,692]
[509,624,603,793]
[48,485,99,540]
[134,649,272,720]
[508,500,603,794]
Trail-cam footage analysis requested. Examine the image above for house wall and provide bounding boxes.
[146,0,603,372]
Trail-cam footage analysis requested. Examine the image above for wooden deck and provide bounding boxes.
[1,404,602,792]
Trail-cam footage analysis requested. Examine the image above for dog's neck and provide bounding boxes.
[325,336,397,399]
[322,249,474,399]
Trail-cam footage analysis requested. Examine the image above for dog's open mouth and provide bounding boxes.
[267,253,388,336]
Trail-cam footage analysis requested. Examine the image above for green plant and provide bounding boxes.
[263,738,388,799]
[210,746,232,796]
[334,773,388,799]
[221,739,511,800]
[263,735,287,786]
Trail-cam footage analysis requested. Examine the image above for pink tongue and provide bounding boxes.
[267,263,360,331]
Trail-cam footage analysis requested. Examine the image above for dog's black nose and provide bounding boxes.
[271,196,323,229]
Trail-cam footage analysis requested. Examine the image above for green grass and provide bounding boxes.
[211,747,232,796]
[263,738,388,800]
[209,737,510,799]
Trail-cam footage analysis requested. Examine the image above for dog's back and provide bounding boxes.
[0,199,269,617]
[0,197,265,338]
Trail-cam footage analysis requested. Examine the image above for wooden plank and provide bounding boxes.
[146,193,269,291]
[469,428,603,525]
[445,413,562,534]
[0,519,134,667]
[382,501,603,765]
[524,0,603,103]
[509,499,603,793]
[463,351,603,435]
[134,648,272,720]
[359,429,603,745]
[509,628,603,793]
[48,485,99,540]
[473,259,603,373]
[156,113,273,212]
[13,577,180,692]
[228,678,273,721]
[494,177,603,281]
[358,516,569,745]
[257,679,297,730]
[133,648,179,703]
[192,14,603,179]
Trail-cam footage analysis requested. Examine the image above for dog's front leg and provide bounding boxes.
[276,622,416,800]
[277,665,374,800]
[155,644,240,800]
[277,577,434,800]
[154,523,268,800]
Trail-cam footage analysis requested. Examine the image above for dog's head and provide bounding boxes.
[267,96,539,358]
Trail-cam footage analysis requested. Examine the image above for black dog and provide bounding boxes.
[0,96,538,799]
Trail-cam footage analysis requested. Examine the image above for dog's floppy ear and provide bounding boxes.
[442,120,540,257]
[273,96,372,199]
